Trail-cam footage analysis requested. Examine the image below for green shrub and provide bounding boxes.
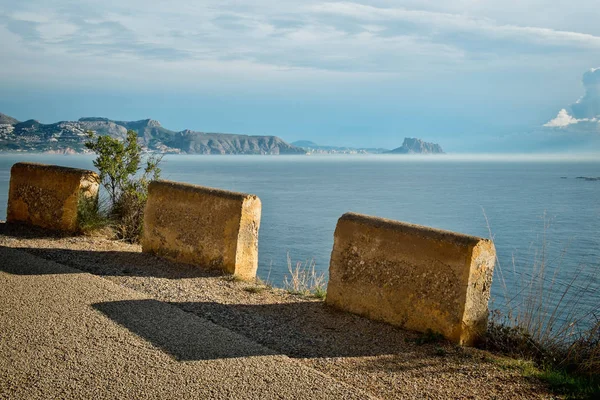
[85,130,162,242]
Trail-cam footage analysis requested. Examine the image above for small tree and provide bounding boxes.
[85,130,162,242]
[85,130,141,205]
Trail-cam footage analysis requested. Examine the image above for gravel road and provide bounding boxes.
[0,223,554,399]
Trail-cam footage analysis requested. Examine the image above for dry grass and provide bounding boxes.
[283,252,327,299]
[482,211,600,397]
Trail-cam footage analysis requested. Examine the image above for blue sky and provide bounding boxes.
[1,0,599,152]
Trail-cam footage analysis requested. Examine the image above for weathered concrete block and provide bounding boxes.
[7,162,100,233]
[326,212,495,346]
[142,180,261,280]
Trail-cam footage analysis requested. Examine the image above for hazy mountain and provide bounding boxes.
[292,140,319,148]
[387,138,444,154]
[0,114,305,155]
[291,140,390,154]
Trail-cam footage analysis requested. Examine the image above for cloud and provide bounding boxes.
[571,68,600,119]
[2,1,600,72]
[310,2,600,50]
[543,68,600,133]
[1,0,600,92]
[543,109,598,130]
[544,109,580,127]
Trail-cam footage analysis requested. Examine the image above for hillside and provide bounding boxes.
[0,113,19,125]
[0,114,305,155]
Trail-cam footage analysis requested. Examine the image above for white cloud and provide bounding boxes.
[544,109,579,127]
[543,67,600,134]
[310,2,600,49]
[544,109,598,129]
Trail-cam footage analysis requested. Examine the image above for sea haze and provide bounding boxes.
[0,154,598,316]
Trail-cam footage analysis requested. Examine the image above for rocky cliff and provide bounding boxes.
[387,138,444,154]
[0,114,305,155]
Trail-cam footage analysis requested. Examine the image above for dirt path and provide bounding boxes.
[0,223,554,399]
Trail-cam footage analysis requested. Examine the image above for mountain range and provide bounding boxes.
[0,112,444,155]
[0,113,305,155]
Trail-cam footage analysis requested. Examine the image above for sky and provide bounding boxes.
[1,0,600,152]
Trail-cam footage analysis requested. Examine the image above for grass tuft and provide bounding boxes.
[283,252,328,299]
[494,357,599,399]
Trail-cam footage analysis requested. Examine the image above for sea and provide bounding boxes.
[1,153,599,321]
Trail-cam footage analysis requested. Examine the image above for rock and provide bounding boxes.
[388,138,444,154]
[7,162,99,232]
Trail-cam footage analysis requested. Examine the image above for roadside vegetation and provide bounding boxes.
[482,214,599,399]
[283,253,327,299]
[79,129,162,243]
[238,254,327,299]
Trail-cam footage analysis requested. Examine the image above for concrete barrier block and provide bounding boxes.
[7,162,100,233]
[142,180,261,280]
[326,212,495,346]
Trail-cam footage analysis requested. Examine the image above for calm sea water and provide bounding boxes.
[1,154,599,316]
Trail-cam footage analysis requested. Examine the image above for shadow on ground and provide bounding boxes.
[92,299,279,360]
[0,221,77,239]
[0,243,450,362]
[92,298,453,363]
[1,222,458,364]
[0,222,222,278]
[0,245,219,278]
[164,300,450,360]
